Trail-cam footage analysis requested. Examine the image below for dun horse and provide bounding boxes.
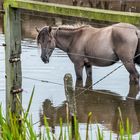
[36,23,140,85]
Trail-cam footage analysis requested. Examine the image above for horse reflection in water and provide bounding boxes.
[40,82,140,135]
[37,23,140,85]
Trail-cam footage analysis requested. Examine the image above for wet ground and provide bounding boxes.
[0,33,140,139]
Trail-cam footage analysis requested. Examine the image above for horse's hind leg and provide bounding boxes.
[85,63,92,78]
[85,63,92,88]
[114,35,139,84]
[122,61,139,84]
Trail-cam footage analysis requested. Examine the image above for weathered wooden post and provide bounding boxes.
[4,0,22,118]
[64,73,77,139]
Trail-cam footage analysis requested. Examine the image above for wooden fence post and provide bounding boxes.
[64,73,77,139]
[4,0,22,118]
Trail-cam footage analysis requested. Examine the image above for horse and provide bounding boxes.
[36,23,140,85]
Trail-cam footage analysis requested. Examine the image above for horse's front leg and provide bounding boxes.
[74,63,84,81]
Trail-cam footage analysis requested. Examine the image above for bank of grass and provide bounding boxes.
[0,88,138,140]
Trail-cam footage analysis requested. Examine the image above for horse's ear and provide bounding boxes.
[48,26,52,33]
[35,27,40,33]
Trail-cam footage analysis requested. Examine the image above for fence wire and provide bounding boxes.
[18,63,123,97]
[17,53,140,99]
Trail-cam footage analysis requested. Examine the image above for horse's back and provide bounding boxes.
[112,23,137,30]
[111,23,139,65]
[111,23,138,50]
[82,26,118,66]
[81,23,139,66]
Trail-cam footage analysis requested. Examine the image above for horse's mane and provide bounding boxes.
[56,24,91,31]
[37,24,91,44]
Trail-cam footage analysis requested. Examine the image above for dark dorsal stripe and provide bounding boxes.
[57,25,91,31]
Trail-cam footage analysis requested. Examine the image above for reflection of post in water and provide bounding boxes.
[64,73,77,139]
[40,76,140,135]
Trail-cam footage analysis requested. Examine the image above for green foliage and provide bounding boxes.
[118,107,132,140]
[86,112,92,140]
[97,125,104,140]
[0,87,37,140]
[0,89,138,140]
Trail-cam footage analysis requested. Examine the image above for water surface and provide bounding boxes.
[0,34,140,139]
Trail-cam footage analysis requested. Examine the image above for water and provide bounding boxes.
[0,34,140,139]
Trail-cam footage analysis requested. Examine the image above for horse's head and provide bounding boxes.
[36,26,56,63]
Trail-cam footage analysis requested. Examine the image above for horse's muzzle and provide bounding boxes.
[41,56,49,63]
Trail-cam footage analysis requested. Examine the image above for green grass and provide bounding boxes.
[0,88,138,140]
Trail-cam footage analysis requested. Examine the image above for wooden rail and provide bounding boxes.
[4,0,140,25]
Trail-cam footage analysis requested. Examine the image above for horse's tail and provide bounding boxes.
[135,30,140,65]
